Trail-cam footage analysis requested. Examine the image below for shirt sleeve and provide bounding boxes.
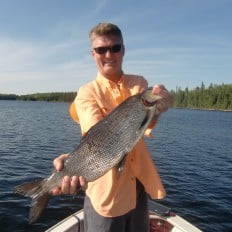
[74,85,103,135]
[127,75,148,96]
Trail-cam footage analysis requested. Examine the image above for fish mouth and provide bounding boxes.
[141,88,162,107]
[142,98,156,107]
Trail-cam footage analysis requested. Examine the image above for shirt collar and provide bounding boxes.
[96,72,125,88]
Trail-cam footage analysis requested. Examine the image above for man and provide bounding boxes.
[53,23,173,231]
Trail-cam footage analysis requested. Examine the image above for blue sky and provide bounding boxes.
[0,0,231,94]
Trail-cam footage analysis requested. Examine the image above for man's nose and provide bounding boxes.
[105,50,112,57]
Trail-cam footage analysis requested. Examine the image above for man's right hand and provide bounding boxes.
[52,154,88,195]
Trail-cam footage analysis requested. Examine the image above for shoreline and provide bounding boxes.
[1,99,232,112]
[174,107,232,112]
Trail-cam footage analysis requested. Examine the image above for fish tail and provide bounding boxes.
[14,179,50,224]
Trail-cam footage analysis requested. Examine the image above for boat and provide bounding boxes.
[45,201,202,232]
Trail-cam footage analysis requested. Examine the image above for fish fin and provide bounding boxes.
[29,192,50,224]
[139,107,157,130]
[14,179,44,196]
[116,157,126,174]
[14,179,50,224]
[140,114,149,129]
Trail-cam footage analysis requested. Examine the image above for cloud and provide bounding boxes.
[92,0,110,15]
[0,37,97,94]
[0,39,39,73]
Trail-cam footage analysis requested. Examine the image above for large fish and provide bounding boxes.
[14,87,162,224]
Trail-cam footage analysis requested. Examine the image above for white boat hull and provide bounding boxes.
[46,203,202,232]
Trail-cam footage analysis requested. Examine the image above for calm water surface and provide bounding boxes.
[0,100,231,232]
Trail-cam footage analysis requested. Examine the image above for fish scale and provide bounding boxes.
[14,87,161,224]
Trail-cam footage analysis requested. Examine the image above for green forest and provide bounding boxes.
[1,83,231,111]
[0,92,76,102]
[18,92,76,102]
[172,83,232,111]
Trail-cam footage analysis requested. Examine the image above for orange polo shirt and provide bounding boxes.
[70,73,166,217]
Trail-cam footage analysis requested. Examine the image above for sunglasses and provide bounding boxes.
[93,44,122,55]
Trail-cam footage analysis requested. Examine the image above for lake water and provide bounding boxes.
[0,100,231,232]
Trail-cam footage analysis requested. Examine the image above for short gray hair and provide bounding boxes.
[89,23,123,42]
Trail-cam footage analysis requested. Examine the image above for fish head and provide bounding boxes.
[140,87,162,109]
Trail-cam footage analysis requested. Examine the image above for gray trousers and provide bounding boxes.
[84,180,149,232]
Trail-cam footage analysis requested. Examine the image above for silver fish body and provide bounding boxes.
[14,87,161,224]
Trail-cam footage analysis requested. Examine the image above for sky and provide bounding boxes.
[0,0,231,95]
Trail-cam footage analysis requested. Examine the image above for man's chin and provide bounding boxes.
[103,68,117,75]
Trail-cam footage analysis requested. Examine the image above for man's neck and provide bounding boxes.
[102,71,123,83]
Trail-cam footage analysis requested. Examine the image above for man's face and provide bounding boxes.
[91,35,124,80]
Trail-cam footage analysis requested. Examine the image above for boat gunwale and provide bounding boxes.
[45,209,202,232]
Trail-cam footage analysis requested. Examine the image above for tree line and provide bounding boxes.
[0,92,76,102]
[0,94,18,100]
[172,83,232,110]
[1,83,231,110]
[18,92,76,102]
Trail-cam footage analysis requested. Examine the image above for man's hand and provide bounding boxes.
[152,84,174,115]
[52,154,87,195]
